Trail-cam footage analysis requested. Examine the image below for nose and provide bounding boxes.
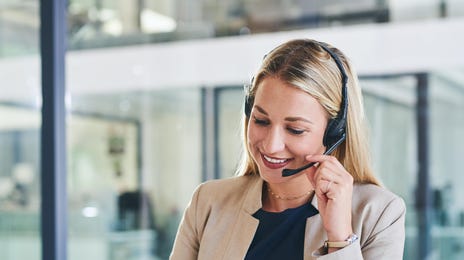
[262,126,285,154]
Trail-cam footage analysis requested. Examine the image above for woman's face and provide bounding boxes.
[247,77,328,183]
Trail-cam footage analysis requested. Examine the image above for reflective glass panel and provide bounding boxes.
[65,0,464,51]
[361,76,417,259]
[217,88,245,178]
[429,71,464,259]
[67,90,202,259]
[0,0,41,259]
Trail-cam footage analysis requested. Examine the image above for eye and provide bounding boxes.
[253,116,269,126]
[286,127,305,135]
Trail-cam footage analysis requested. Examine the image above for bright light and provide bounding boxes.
[82,206,99,218]
[141,9,177,33]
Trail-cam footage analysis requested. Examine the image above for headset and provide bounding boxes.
[244,41,348,177]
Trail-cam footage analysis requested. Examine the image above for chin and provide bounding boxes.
[258,168,287,183]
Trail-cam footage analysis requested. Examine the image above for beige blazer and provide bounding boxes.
[170,174,405,260]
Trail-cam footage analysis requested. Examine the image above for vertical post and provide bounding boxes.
[135,120,143,188]
[201,87,218,181]
[40,0,67,260]
[213,89,220,180]
[137,0,145,30]
[416,73,431,260]
[375,0,390,23]
[439,0,447,18]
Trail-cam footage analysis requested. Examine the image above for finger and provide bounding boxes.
[313,179,338,203]
[315,157,351,183]
[319,165,354,190]
[315,178,332,197]
[305,154,330,163]
[314,166,343,187]
[325,180,333,193]
[324,180,338,200]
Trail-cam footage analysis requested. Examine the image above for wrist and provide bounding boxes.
[327,229,353,242]
[324,233,358,249]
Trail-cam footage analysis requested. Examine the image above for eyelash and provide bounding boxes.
[253,116,306,135]
[287,128,305,135]
[253,117,269,126]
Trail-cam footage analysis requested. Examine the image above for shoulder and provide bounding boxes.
[196,174,259,197]
[352,183,406,237]
[198,174,259,192]
[352,183,405,213]
[348,184,406,257]
[192,174,261,206]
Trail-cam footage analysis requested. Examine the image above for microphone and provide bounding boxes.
[281,135,346,177]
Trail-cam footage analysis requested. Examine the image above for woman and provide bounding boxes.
[170,39,405,259]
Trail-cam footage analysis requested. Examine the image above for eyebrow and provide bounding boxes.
[255,105,268,115]
[285,116,314,125]
[254,105,314,125]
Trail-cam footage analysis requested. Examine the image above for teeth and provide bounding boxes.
[263,155,287,164]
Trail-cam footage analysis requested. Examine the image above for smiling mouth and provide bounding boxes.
[260,153,292,169]
[263,154,289,164]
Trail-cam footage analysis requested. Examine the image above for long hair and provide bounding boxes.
[236,39,380,185]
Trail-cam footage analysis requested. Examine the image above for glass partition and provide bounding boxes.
[361,76,417,259]
[65,0,464,51]
[217,87,245,178]
[361,76,417,198]
[429,71,464,259]
[67,90,202,259]
[0,1,41,259]
[0,0,39,57]
[3,1,464,57]
[0,105,41,260]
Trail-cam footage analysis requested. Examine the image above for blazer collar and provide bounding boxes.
[243,174,264,214]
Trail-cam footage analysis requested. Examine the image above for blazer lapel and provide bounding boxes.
[223,175,263,260]
[303,195,325,259]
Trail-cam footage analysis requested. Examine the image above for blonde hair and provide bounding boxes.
[237,39,380,185]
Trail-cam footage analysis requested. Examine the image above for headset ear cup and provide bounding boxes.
[323,119,336,147]
[244,77,254,117]
[244,95,255,117]
[323,118,346,147]
[244,95,253,117]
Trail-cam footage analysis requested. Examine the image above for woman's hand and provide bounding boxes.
[304,154,354,243]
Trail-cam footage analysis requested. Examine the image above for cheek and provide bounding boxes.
[289,134,325,156]
[289,139,312,155]
[246,125,263,165]
[247,124,260,147]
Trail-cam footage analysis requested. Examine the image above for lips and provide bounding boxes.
[260,153,292,169]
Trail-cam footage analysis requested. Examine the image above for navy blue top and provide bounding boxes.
[245,203,319,260]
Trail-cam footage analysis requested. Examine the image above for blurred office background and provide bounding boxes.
[1,0,464,259]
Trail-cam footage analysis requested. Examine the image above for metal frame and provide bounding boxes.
[40,0,67,259]
[201,87,219,181]
[416,73,432,260]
